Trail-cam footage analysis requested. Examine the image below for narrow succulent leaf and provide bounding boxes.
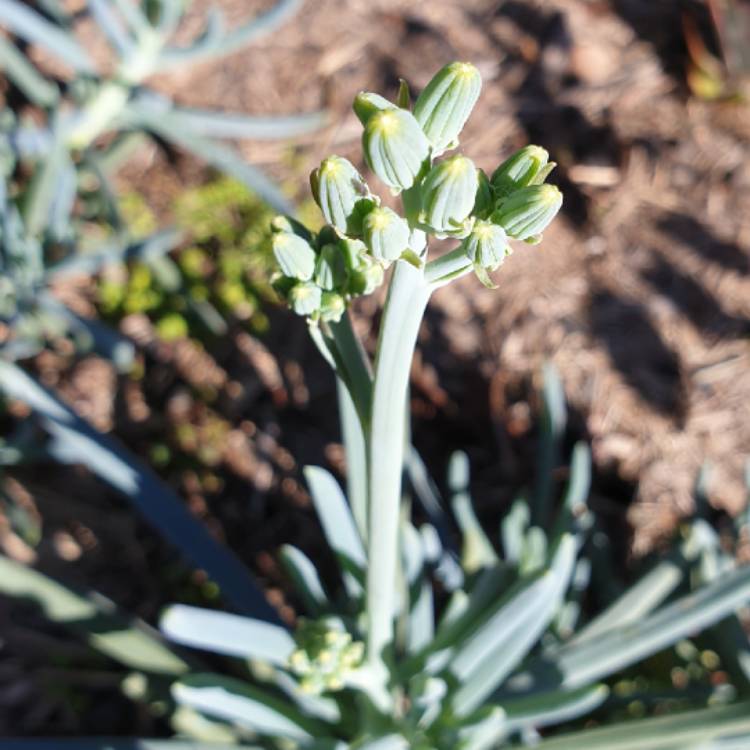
[452,535,577,715]
[86,0,134,56]
[161,605,294,664]
[159,0,301,67]
[530,700,750,750]
[279,544,328,615]
[457,707,507,750]
[5,125,53,158]
[501,684,609,733]
[304,465,366,597]
[128,108,293,214]
[38,296,135,371]
[450,452,498,574]
[533,362,567,527]
[111,0,150,34]
[569,556,684,645]
[0,36,59,106]
[46,229,182,278]
[0,361,281,623]
[548,562,750,689]
[337,380,368,543]
[0,555,189,675]
[22,127,70,238]
[173,673,329,742]
[0,0,95,73]
[408,580,434,654]
[357,736,409,750]
[160,107,326,140]
[271,668,341,724]
[501,499,530,564]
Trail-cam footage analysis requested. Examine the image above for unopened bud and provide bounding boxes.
[420,155,478,234]
[320,292,346,322]
[271,215,313,242]
[362,108,430,191]
[462,220,509,271]
[353,91,394,126]
[288,281,322,316]
[272,232,316,281]
[311,156,371,234]
[348,255,384,295]
[413,61,482,156]
[491,145,555,198]
[492,184,562,241]
[363,206,410,263]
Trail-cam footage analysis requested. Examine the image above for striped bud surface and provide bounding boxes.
[311,156,369,234]
[362,107,430,191]
[289,281,322,316]
[492,184,563,241]
[491,145,553,199]
[273,232,316,281]
[420,155,478,233]
[462,220,509,271]
[363,206,410,263]
[413,61,482,156]
[315,243,347,291]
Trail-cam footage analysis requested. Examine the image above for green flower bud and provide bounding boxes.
[353,91,393,126]
[272,232,316,281]
[492,184,563,241]
[363,206,410,263]
[288,281,321,316]
[413,61,482,155]
[315,244,347,291]
[462,220,509,271]
[316,225,340,251]
[348,255,384,296]
[420,155,478,234]
[310,156,370,234]
[320,291,346,323]
[473,169,494,220]
[490,145,555,198]
[362,107,430,191]
[339,237,369,271]
[271,215,313,243]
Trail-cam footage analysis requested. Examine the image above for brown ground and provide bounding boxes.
[2,0,750,736]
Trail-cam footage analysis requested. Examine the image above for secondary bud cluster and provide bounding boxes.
[287,618,365,695]
[272,61,564,317]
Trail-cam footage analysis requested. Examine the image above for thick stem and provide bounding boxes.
[365,260,431,685]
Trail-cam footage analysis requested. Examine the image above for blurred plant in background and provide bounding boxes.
[0,0,324,619]
[684,0,750,100]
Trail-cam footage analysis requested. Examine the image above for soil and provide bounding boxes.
[2,0,750,737]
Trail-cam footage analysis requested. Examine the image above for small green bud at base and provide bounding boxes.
[493,184,563,241]
[311,156,370,234]
[353,91,394,126]
[272,232,316,281]
[491,145,553,198]
[320,291,346,323]
[289,282,322,316]
[348,256,384,295]
[413,61,482,156]
[362,107,430,191]
[420,155,478,233]
[462,220,508,271]
[363,206,410,264]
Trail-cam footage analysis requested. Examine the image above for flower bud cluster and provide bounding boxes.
[272,61,564,316]
[287,617,365,695]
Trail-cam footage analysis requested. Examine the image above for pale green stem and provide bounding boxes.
[424,245,473,286]
[365,260,431,694]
